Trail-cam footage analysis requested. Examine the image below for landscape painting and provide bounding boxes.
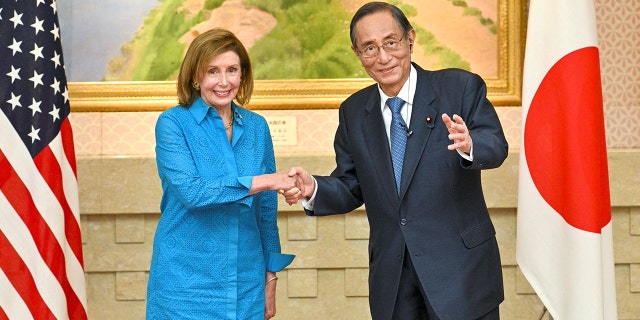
[60,0,499,81]
[62,0,523,110]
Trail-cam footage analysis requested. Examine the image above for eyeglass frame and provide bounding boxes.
[355,36,406,58]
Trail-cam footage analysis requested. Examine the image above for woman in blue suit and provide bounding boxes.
[147,29,295,319]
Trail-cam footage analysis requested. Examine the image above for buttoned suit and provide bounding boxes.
[306,63,508,319]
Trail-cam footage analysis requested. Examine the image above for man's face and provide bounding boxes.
[352,11,415,97]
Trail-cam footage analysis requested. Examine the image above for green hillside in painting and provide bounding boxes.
[105,0,496,81]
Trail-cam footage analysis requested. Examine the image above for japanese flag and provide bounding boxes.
[516,0,617,319]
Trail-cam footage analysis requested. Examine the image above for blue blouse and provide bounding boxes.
[147,97,294,319]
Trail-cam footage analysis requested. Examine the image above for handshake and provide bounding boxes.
[269,167,315,205]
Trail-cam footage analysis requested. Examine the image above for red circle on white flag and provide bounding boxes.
[524,46,611,234]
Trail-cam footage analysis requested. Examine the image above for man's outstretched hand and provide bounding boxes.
[279,167,315,205]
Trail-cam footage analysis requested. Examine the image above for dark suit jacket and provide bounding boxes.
[306,64,508,319]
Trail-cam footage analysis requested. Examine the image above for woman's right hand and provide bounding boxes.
[249,171,302,196]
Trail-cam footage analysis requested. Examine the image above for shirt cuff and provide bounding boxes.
[457,140,474,161]
[301,176,318,211]
[264,252,296,272]
[238,175,252,189]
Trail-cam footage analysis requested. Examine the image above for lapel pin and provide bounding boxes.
[426,116,433,123]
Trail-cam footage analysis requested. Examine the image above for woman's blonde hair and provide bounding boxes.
[177,28,254,107]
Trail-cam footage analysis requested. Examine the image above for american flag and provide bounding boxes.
[0,0,87,319]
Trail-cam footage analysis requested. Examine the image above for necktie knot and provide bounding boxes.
[387,97,405,114]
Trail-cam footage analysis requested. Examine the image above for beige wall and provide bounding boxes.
[78,151,640,319]
[72,0,640,318]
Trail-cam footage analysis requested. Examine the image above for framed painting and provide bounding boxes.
[65,0,525,111]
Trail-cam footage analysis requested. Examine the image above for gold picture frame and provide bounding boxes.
[68,0,525,112]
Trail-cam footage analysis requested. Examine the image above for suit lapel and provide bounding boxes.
[399,68,437,199]
[361,92,401,205]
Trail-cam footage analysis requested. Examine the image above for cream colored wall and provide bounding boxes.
[72,0,640,318]
[78,152,640,320]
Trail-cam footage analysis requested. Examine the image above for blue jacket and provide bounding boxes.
[147,98,293,319]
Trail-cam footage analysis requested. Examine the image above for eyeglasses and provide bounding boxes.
[357,37,404,58]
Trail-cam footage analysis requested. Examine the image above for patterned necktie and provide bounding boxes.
[387,97,407,194]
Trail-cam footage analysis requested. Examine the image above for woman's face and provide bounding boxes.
[198,50,242,109]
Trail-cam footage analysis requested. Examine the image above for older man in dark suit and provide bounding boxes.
[284,2,508,319]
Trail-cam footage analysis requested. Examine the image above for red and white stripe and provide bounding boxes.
[0,112,87,319]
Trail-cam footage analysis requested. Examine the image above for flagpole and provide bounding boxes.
[540,306,553,320]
